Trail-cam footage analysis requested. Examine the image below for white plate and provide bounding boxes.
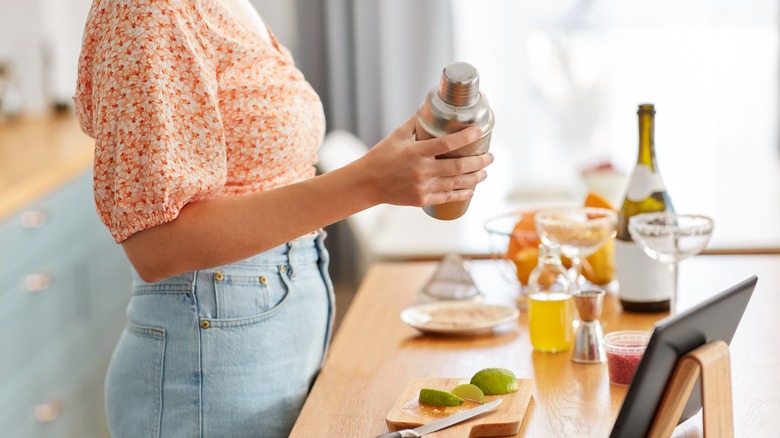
[400,301,519,336]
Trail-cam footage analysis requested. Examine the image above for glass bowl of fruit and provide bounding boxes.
[483,210,541,309]
[484,194,619,309]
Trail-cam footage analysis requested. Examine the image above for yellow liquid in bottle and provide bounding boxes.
[528,292,574,352]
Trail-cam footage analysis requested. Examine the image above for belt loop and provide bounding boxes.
[287,237,298,279]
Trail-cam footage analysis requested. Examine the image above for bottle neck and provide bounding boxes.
[637,110,656,169]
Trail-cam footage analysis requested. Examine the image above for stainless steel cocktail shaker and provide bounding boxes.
[416,62,495,220]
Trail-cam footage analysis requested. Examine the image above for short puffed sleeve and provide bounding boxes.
[74,0,226,243]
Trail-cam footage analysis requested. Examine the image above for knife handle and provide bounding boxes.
[375,430,420,438]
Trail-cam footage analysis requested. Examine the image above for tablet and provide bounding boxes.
[610,275,757,438]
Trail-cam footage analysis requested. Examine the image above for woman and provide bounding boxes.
[74,0,492,436]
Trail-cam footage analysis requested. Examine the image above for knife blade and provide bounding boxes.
[376,398,502,438]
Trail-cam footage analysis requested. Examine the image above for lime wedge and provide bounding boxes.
[418,388,465,407]
[470,368,519,395]
[450,383,486,404]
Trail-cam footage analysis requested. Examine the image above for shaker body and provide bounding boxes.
[416,62,495,220]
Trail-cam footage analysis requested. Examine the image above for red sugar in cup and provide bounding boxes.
[604,330,651,386]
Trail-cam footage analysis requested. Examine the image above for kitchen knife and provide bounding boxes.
[376,398,502,438]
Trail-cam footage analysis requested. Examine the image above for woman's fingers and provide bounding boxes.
[435,169,489,192]
[417,126,483,157]
[425,188,474,206]
[364,115,494,207]
[434,153,494,177]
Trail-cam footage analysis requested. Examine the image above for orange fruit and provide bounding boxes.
[583,192,616,284]
[505,211,541,285]
[511,247,540,285]
[584,192,614,210]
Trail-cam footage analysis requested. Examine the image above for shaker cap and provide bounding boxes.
[416,61,494,139]
[439,62,480,106]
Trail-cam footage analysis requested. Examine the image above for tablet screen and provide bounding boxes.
[610,276,757,437]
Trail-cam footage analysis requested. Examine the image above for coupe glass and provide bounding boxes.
[628,212,714,313]
[534,207,617,288]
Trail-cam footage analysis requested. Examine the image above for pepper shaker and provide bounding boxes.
[416,62,495,220]
[572,289,607,363]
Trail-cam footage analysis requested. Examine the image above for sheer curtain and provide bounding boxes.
[324,0,456,146]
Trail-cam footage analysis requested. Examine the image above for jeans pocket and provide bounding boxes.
[105,322,165,438]
[210,267,292,327]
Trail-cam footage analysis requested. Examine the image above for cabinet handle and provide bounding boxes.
[34,398,62,423]
[20,210,47,229]
[25,273,53,293]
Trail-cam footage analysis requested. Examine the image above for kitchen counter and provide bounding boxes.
[291,255,780,436]
[0,113,94,220]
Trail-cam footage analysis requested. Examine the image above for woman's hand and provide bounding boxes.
[355,116,494,207]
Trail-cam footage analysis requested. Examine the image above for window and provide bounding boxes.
[450,0,780,250]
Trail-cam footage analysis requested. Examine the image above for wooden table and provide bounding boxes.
[291,255,780,437]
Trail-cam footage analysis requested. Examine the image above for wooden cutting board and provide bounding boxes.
[385,377,534,437]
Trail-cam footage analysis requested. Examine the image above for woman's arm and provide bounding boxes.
[122,117,493,282]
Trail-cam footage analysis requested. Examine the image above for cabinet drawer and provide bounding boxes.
[2,329,92,438]
[87,233,132,323]
[8,382,87,438]
[0,242,87,382]
[83,228,133,353]
[0,171,97,281]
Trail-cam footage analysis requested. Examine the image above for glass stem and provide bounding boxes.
[668,262,678,314]
[570,256,583,289]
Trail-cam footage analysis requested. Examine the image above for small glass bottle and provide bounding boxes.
[528,244,574,352]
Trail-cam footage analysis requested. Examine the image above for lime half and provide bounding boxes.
[450,383,486,404]
[418,388,465,407]
[470,368,519,395]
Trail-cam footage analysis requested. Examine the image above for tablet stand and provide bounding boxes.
[648,340,733,438]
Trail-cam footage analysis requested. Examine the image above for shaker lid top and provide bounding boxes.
[439,62,480,107]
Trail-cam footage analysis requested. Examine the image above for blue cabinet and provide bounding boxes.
[0,171,133,438]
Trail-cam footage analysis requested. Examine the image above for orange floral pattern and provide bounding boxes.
[74,0,325,242]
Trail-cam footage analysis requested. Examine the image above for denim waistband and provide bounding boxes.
[131,230,326,295]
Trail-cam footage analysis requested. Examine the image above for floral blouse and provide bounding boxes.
[74,0,325,242]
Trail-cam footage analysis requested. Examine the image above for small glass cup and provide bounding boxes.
[604,330,651,385]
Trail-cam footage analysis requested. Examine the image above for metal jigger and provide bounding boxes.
[572,289,607,364]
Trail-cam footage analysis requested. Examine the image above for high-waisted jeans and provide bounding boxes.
[104,231,335,437]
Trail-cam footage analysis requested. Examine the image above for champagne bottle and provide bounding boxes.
[615,104,675,312]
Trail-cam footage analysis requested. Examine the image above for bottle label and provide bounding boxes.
[614,239,674,302]
[626,164,667,202]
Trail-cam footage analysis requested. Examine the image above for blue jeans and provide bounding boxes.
[105,231,335,437]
